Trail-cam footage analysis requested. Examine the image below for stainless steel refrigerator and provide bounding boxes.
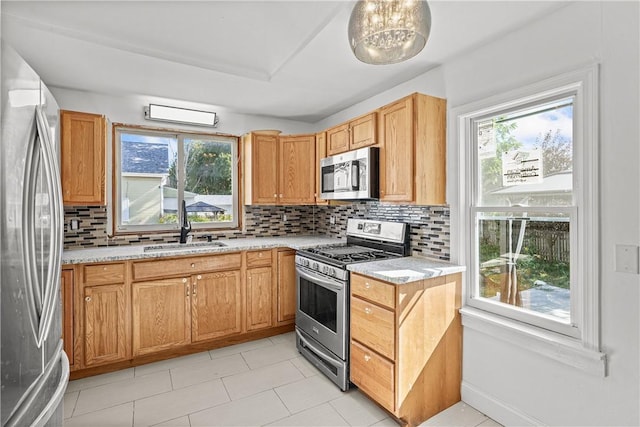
[1,42,69,426]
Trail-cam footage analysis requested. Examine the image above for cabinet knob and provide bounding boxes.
[273,194,277,198]
[364,307,372,315]
[279,194,283,198]
[103,266,107,271]
[364,354,371,362]
[182,278,188,283]
[197,275,202,280]
[191,263,195,268]
[85,296,91,302]
[364,282,371,289]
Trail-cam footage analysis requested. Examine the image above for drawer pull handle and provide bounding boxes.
[191,263,195,268]
[364,282,371,289]
[103,266,107,271]
[364,354,371,362]
[364,307,372,315]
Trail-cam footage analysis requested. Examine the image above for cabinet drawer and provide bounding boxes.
[83,263,125,285]
[350,340,395,412]
[351,274,395,309]
[351,296,395,360]
[132,253,242,281]
[246,250,272,268]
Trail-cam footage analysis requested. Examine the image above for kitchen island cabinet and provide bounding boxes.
[350,272,462,426]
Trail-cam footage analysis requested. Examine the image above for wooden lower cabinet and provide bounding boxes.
[246,266,273,331]
[192,271,242,341]
[350,273,462,426]
[277,249,296,324]
[61,269,75,368]
[132,278,191,357]
[84,283,129,367]
[67,248,297,377]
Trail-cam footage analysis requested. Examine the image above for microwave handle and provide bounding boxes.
[351,162,359,189]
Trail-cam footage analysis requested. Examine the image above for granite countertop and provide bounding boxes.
[347,256,466,285]
[62,235,343,264]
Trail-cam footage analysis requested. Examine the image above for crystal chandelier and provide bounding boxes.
[348,0,431,65]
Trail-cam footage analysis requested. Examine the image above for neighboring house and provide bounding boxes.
[121,141,169,225]
[489,170,573,207]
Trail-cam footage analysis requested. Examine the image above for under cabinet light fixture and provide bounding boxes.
[144,104,219,127]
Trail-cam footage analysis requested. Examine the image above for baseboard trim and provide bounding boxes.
[461,381,546,427]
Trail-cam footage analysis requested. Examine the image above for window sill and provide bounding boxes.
[460,306,607,377]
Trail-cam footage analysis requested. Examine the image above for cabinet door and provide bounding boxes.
[326,123,349,155]
[379,97,414,202]
[278,135,316,205]
[246,133,278,205]
[192,270,242,342]
[349,113,377,150]
[84,284,128,366]
[61,110,106,205]
[246,267,273,331]
[315,132,328,205]
[61,269,75,368]
[277,250,296,324]
[132,278,191,356]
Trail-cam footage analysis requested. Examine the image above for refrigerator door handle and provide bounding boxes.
[34,106,63,348]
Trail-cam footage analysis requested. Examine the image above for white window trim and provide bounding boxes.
[114,126,239,233]
[449,64,606,376]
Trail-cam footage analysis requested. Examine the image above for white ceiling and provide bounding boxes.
[1,1,569,123]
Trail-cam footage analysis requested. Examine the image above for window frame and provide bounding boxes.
[112,124,240,234]
[450,65,605,374]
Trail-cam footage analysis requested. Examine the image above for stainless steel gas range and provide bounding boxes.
[295,219,409,390]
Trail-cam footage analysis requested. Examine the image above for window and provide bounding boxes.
[114,126,239,233]
[455,66,600,352]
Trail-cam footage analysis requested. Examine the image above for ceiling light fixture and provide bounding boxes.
[144,104,218,127]
[348,0,431,65]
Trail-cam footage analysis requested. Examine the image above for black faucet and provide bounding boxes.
[179,200,192,244]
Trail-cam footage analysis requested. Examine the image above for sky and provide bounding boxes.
[509,103,573,150]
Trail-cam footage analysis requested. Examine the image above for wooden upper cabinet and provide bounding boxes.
[243,131,279,205]
[278,134,316,205]
[60,110,106,206]
[378,93,446,205]
[315,132,328,205]
[243,131,316,206]
[326,123,349,155]
[326,112,377,156]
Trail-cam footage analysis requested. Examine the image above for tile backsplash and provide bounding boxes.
[64,202,450,260]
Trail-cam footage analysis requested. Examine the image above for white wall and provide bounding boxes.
[319,2,640,426]
[50,87,313,136]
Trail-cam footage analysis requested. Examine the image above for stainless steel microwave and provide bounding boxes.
[320,146,379,200]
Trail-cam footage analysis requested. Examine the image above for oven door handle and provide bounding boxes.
[296,266,344,292]
[296,329,343,369]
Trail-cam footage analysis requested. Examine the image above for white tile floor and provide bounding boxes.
[64,332,501,427]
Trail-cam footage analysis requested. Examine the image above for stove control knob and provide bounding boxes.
[312,262,319,270]
[329,268,336,277]
[303,259,310,267]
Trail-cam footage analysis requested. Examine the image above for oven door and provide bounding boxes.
[295,264,347,359]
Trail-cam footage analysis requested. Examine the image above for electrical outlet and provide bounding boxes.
[330,216,336,225]
[282,214,287,222]
[70,219,80,230]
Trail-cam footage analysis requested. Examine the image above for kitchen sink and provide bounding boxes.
[143,241,227,252]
